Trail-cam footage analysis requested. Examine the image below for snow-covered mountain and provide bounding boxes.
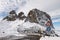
[0,9,59,40]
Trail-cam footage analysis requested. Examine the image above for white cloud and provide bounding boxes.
[48,9,60,17]
[52,19,60,23]
[0,0,27,13]
[47,9,60,23]
[0,0,60,13]
[0,0,60,18]
[16,0,60,16]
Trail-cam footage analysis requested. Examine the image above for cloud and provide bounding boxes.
[0,0,27,18]
[0,0,60,18]
[23,0,60,12]
[52,19,60,23]
[16,0,60,16]
[0,0,27,12]
[48,9,60,17]
[47,9,60,23]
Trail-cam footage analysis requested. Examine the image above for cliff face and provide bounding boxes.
[18,12,26,20]
[25,9,56,36]
[25,9,54,28]
[3,10,17,21]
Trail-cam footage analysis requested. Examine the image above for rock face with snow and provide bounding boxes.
[3,11,26,21]
[3,10,17,21]
[0,9,59,40]
[18,12,26,20]
[25,9,54,28]
[25,9,56,36]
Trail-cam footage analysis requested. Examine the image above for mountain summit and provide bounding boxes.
[1,9,59,40]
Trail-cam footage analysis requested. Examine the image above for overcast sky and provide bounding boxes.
[0,0,60,16]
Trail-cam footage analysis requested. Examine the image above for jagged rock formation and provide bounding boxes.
[1,9,59,40]
[3,10,17,21]
[18,12,26,20]
[25,10,38,23]
[3,11,26,21]
[25,9,55,36]
[25,9,54,28]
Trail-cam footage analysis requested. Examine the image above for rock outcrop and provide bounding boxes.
[18,12,26,20]
[25,9,54,28]
[25,9,55,36]
[3,10,17,21]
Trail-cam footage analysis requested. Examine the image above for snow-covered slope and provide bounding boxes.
[0,19,24,37]
[0,19,60,40]
[0,19,46,37]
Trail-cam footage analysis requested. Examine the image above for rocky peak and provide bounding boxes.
[18,12,26,20]
[25,9,53,27]
[3,10,17,21]
[25,8,56,36]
